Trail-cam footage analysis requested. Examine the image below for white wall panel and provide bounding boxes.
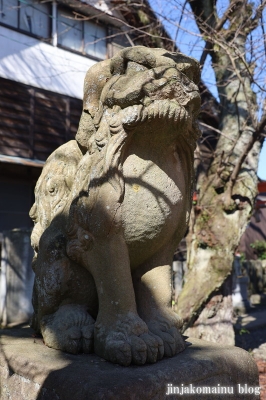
[0,26,96,99]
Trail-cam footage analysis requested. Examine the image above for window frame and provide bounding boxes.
[18,0,51,39]
[0,1,112,61]
[57,7,84,53]
[57,5,107,61]
[0,0,52,42]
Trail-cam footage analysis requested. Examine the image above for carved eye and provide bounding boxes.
[49,187,55,194]
[47,183,57,196]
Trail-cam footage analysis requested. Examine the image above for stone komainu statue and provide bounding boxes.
[30,46,201,366]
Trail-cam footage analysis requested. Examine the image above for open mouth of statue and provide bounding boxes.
[99,64,200,128]
[105,97,200,142]
[94,66,201,150]
[94,97,200,152]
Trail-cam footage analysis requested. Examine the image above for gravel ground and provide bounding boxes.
[234,305,266,400]
[235,325,266,351]
[235,330,266,400]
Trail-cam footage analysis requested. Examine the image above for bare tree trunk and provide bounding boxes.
[184,275,234,345]
[176,0,265,342]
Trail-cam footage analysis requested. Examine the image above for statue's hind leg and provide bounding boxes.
[40,304,95,354]
[132,241,186,358]
[32,225,98,355]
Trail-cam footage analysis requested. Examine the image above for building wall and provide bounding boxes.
[0,77,83,231]
[0,26,95,99]
[239,208,266,260]
[238,183,266,260]
[0,0,132,233]
[0,77,82,160]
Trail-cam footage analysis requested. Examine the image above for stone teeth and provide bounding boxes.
[174,107,181,122]
[159,103,165,118]
[141,107,148,122]
[149,103,156,119]
[168,103,176,119]
[158,100,167,118]
[121,105,144,126]
[153,102,160,118]
[111,100,188,127]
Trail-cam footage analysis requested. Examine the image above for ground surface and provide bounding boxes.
[234,299,266,400]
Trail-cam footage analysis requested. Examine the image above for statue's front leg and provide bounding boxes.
[80,233,163,366]
[132,246,186,358]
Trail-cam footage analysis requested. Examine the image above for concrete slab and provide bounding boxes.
[0,326,260,399]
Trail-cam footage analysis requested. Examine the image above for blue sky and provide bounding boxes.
[149,0,266,180]
[258,142,266,180]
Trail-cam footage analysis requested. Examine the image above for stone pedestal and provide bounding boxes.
[0,326,259,400]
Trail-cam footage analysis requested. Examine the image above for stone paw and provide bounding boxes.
[40,304,95,354]
[94,312,164,366]
[146,311,186,357]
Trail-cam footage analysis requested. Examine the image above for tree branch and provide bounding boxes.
[223,129,263,208]
[199,121,235,141]
[257,114,266,136]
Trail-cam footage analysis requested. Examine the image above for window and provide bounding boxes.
[109,27,133,57]
[0,0,50,38]
[0,0,18,28]
[19,0,50,38]
[0,1,108,60]
[84,22,106,59]
[58,8,107,60]
[57,10,83,52]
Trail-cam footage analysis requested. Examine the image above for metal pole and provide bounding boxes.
[52,1,57,47]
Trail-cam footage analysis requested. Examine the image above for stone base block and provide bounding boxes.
[0,326,259,399]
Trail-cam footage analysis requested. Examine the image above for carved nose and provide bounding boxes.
[29,203,37,221]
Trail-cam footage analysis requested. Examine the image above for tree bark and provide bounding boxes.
[176,0,264,341]
[184,275,234,345]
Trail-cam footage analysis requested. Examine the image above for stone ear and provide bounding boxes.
[75,60,112,152]
[75,110,97,153]
[83,59,112,118]
[110,46,157,75]
[172,53,200,84]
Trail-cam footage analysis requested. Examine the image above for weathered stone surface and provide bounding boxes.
[0,327,259,399]
[29,46,202,365]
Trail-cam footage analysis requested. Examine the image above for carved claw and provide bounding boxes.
[41,304,95,355]
[94,312,164,366]
[145,312,186,357]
